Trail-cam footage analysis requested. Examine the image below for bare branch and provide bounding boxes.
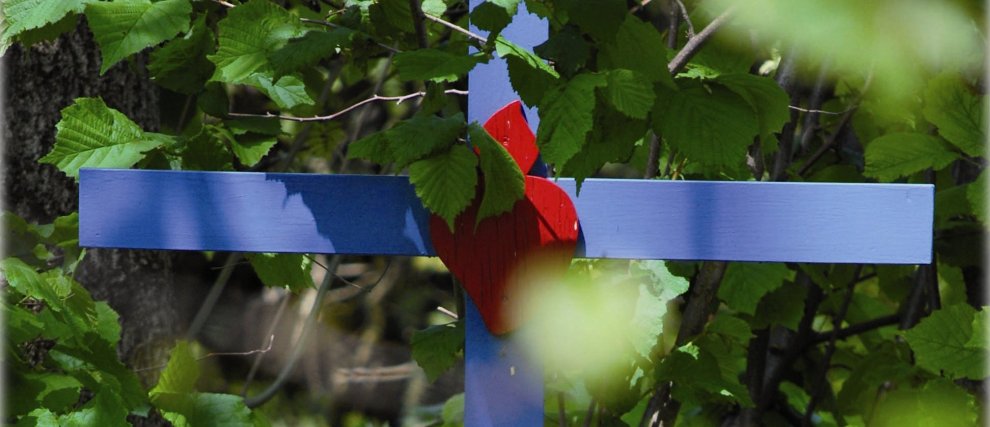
[789,105,849,116]
[423,13,488,44]
[228,89,469,122]
[667,6,736,75]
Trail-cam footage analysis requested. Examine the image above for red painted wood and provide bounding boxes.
[430,175,579,335]
[483,100,539,175]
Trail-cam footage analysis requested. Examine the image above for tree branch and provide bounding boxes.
[641,261,727,427]
[808,313,901,345]
[423,13,487,44]
[667,6,735,75]
[227,89,468,122]
[804,266,861,423]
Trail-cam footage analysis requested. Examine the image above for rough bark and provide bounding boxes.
[2,20,180,387]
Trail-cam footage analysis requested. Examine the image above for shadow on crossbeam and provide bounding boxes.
[79,169,933,264]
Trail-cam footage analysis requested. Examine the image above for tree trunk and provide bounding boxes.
[2,20,179,385]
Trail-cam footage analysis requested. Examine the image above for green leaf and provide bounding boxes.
[496,37,559,106]
[718,263,793,315]
[560,104,646,188]
[750,280,807,330]
[469,0,520,34]
[1,0,90,53]
[421,0,447,17]
[533,26,589,78]
[923,73,986,157]
[441,393,465,427]
[871,379,978,427]
[269,29,354,77]
[629,261,690,358]
[536,73,606,167]
[656,343,750,406]
[151,340,199,396]
[154,393,253,427]
[967,170,986,223]
[348,132,393,164]
[246,73,315,109]
[229,137,277,167]
[93,302,121,347]
[602,69,656,119]
[557,0,625,42]
[245,253,313,292]
[395,49,484,83]
[181,125,234,171]
[411,321,464,382]
[904,303,986,379]
[468,123,525,223]
[40,98,163,179]
[58,390,130,427]
[597,15,674,86]
[84,0,192,74]
[864,132,958,182]
[388,114,465,169]
[368,0,414,35]
[653,81,759,169]
[716,73,790,141]
[966,307,988,348]
[148,15,214,95]
[208,0,305,84]
[409,144,479,231]
[3,258,66,309]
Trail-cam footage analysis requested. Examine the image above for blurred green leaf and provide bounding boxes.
[597,15,673,86]
[411,321,464,382]
[923,72,986,157]
[1,0,90,54]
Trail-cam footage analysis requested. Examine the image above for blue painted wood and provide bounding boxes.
[465,2,547,425]
[79,169,934,264]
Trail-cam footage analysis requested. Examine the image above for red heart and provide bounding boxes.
[430,176,579,335]
[482,100,539,175]
[429,101,579,335]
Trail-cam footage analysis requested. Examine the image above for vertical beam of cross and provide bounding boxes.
[463,2,548,425]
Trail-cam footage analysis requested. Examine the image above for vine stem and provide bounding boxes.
[227,89,468,122]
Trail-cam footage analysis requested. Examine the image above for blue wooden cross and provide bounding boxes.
[78,3,934,425]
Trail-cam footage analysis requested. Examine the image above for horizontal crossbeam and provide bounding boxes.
[80,168,933,264]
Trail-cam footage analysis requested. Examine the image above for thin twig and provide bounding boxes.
[213,0,235,8]
[242,294,290,397]
[789,105,848,116]
[228,89,468,122]
[423,13,487,43]
[135,335,275,373]
[245,256,341,408]
[667,6,736,74]
[675,0,695,37]
[437,305,458,319]
[808,314,901,345]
